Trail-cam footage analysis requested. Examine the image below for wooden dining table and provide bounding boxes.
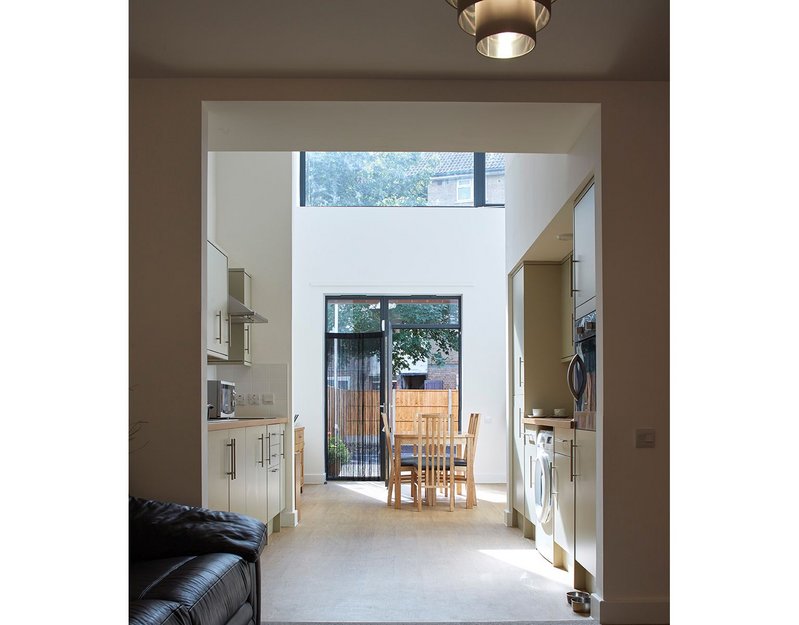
[392,431,475,509]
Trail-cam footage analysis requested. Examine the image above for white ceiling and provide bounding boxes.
[130,0,669,81]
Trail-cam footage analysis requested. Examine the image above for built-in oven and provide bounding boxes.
[567,311,596,431]
[207,380,236,419]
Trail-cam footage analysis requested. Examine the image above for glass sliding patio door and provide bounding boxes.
[325,296,461,481]
[325,299,384,480]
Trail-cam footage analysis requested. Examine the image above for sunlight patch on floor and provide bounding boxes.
[475,484,507,503]
[479,548,572,584]
[336,480,389,503]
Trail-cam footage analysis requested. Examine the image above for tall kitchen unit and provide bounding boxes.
[569,181,598,593]
[509,263,574,536]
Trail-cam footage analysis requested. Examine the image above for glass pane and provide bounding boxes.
[388,297,460,326]
[485,152,506,205]
[326,298,381,333]
[326,334,382,479]
[390,328,460,435]
[305,152,474,207]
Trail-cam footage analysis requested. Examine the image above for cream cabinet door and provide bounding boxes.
[207,429,231,511]
[244,426,269,522]
[208,427,246,512]
[511,268,525,396]
[512,395,525,515]
[523,427,537,524]
[574,429,596,576]
[573,184,596,319]
[553,428,575,554]
[207,241,229,359]
[560,255,574,361]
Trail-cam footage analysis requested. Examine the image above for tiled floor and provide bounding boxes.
[259,481,585,622]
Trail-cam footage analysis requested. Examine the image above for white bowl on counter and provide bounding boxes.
[531,408,546,417]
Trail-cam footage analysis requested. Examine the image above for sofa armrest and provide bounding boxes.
[129,497,267,563]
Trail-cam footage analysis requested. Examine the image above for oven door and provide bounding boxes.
[567,336,596,430]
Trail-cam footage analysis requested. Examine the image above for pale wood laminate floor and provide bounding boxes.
[259,482,586,622]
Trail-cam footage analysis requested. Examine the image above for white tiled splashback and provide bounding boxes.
[208,363,289,419]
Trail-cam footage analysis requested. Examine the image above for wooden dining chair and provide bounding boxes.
[381,412,417,507]
[453,412,480,508]
[414,412,455,512]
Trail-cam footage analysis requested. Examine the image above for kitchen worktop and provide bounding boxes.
[523,416,575,429]
[207,416,289,431]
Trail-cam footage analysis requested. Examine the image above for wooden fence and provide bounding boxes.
[325,388,460,437]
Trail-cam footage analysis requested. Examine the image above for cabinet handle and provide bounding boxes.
[280,431,285,458]
[571,440,580,480]
[519,357,524,386]
[518,408,523,438]
[258,434,265,467]
[528,455,532,489]
[245,325,250,354]
[225,315,230,344]
[551,463,559,498]
[232,438,237,479]
[226,439,235,478]
[216,312,222,343]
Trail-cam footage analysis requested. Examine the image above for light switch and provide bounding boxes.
[635,428,656,449]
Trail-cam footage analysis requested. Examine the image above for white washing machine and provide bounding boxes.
[534,430,555,563]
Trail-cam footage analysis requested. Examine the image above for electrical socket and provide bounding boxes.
[235,393,245,405]
[248,393,259,405]
[261,393,274,405]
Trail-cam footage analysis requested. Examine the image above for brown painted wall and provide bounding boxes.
[129,79,668,622]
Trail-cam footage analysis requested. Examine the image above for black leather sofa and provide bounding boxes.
[129,497,268,625]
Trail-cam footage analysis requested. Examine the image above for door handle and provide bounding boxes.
[216,311,222,343]
[258,434,265,467]
[567,353,586,401]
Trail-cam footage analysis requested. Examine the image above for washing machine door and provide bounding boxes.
[534,453,552,524]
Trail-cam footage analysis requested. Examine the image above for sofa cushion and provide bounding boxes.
[131,554,252,625]
[129,599,190,625]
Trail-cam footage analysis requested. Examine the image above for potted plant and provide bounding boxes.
[327,435,350,474]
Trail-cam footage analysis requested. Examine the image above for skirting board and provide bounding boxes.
[304,473,326,485]
[593,596,669,624]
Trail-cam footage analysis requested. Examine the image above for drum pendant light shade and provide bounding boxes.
[449,0,553,59]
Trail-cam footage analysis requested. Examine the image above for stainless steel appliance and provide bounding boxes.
[207,379,236,419]
[567,310,596,431]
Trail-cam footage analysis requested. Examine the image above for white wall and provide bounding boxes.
[293,203,507,484]
[505,111,601,270]
[207,152,293,422]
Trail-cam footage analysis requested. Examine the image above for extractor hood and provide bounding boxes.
[228,296,268,324]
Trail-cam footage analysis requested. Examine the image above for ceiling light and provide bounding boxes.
[447,0,554,60]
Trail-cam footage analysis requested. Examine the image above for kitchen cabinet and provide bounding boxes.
[523,425,537,524]
[574,429,597,576]
[207,241,230,360]
[244,425,269,523]
[266,423,286,520]
[207,428,246,513]
[227,269,253,366]
[553,427,575,556]
[509,263,573,523]
[511,395,525,517]
[573,183,596,320]
[294,427,304,522]
[511,269,525,396]
[560,254,574,361]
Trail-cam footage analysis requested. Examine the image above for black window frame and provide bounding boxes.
[300,152,503,208]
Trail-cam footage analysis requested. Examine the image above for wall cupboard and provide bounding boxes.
[207,241,230,360]
[573,183,596,320]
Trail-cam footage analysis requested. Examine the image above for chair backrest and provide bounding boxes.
[380,411,393,470]
[467,413,481,458]
[416,412,454,489]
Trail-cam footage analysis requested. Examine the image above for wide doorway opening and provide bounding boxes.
[324,295,462,481]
